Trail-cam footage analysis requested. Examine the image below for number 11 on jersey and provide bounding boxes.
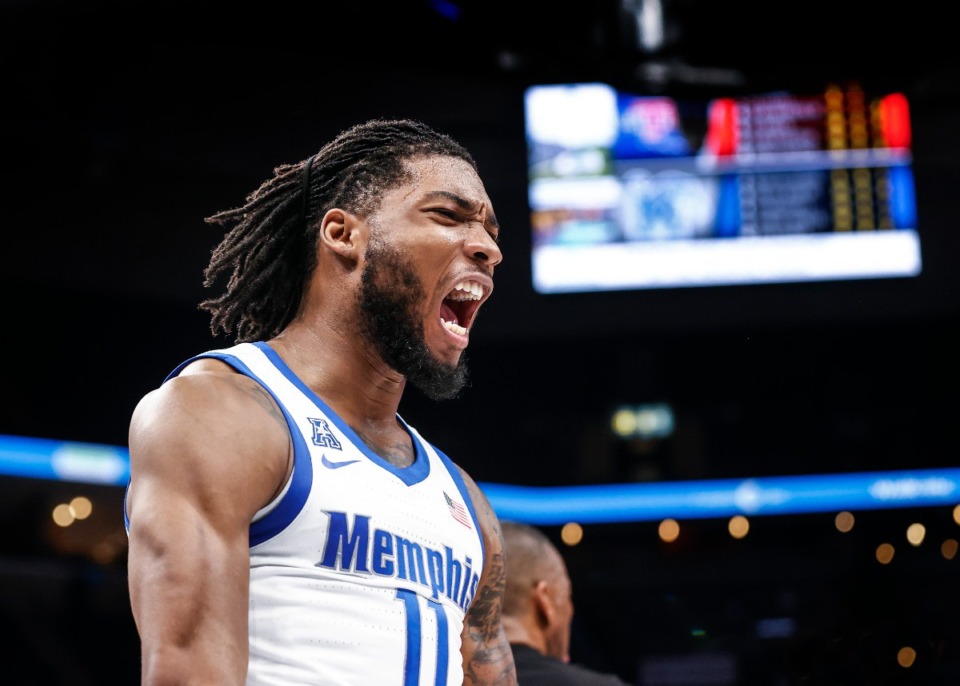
[396,588,451,686]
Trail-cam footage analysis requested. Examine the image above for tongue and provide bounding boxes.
[440,302,459,326]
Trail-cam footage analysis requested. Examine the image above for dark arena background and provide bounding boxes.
[3,1,960,683]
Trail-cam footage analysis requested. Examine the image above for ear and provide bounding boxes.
[532,579,555,627]
[319,208,365,261]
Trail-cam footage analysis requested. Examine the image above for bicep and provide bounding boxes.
[127,470,251,682]
[126,376,288,683]
[458,469,517,686]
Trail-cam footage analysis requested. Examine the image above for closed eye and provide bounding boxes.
[425,202,498,243]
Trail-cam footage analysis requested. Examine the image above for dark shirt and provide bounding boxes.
[510,643,633,686]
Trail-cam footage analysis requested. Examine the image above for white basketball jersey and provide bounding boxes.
[164,342,486,686]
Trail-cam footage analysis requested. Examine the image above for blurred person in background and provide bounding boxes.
[501,520,633,685]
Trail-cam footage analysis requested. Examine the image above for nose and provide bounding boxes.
[466,228,503,269]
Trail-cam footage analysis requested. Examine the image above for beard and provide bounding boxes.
[357,239,470,400]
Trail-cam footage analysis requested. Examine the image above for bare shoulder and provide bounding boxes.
[127,357,291,521]
[131,358,286,441]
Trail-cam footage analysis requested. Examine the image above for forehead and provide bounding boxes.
[399,155,491,207]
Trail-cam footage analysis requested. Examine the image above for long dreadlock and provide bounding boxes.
[200,118,479,343]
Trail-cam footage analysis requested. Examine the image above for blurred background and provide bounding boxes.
[3,0,959,683]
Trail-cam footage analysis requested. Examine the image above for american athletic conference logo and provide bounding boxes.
[308,417,343,450]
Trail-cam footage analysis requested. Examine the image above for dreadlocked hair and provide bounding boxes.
[199,118,478,343]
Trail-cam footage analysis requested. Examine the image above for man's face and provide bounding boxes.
[358,239,468,400]
[356,156,502,399]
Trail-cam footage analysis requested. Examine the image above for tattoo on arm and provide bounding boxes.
[465,485,506,640]
[245,383,286,432]
[465,550,506,638]
[462,549,514,684]
[461,469,517,685]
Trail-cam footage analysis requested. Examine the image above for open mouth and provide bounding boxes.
[440,280,484,336]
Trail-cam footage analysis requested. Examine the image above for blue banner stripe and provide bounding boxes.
[2,434,957,522]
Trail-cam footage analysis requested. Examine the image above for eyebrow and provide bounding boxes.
[424,190,500,229]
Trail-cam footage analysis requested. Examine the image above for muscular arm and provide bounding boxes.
[458,468,518,686]
[125,360,291,685]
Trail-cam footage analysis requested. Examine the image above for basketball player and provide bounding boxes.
[124,119,517,685]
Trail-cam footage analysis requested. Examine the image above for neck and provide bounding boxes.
[268,318,406,428]
[501,615,547,656]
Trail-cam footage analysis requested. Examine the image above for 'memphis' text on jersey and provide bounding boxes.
[317,511,480,612]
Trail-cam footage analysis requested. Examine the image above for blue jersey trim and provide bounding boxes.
[253,341,430,487]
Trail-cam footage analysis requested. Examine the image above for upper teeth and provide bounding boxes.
[450,281,483,300]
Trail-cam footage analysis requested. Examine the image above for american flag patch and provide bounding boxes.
[444,491,472,529]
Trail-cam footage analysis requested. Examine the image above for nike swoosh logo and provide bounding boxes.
[321,454,361,470]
